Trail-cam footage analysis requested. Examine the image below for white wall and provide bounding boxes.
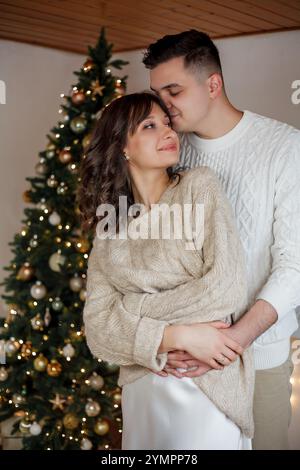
[0,41,85,316]
[0,29,300,317]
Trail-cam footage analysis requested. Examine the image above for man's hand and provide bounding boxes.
[150,351,212,379]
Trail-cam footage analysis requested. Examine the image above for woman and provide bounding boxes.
[78,92,254,450]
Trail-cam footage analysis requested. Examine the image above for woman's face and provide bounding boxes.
[124,103,180,170]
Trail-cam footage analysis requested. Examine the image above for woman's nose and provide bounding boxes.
[162,127,177,139]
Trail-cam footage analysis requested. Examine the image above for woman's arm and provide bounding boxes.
[83,241,170,371]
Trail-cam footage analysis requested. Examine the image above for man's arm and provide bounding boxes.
[163,300,277,379]
[222,299,278,349]
[254,134,300,321]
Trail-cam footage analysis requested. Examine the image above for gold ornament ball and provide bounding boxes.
[60,110,70,123]
[21,341,32,358]
[23,190,32,203]
[19,418,31,434]
[12,393,26,405]
[35,161,48,175]
[69,329,84,342]
[47,359,62,377]
[5,304,19,323]
[17,263,34,281]
[94,419,110,436]
[58,148,72,164]
[112,392,122,405]
[0,367,8,381]
[75,238,90,253]
[79,288,87,302]
[82,133,92,149]
[7,303,19,314]
[83,58,94,72]
[63,412,79,430]
[46,143,57,159]
[71,90,86,105]
[6,303,22,323]
[31,313,44,331]
[77,259,85,270]
[47,175,58,188]
[70,116,87,134]
[33,354,48,372]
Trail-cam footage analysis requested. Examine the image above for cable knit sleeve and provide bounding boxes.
[83,239,169,371]
[140,168,248,323]
[256,134,300,320]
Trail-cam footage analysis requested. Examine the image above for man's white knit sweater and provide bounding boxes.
[179,110,300,370]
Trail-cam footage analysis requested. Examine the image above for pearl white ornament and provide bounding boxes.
[30,281,47,300]
[5,340,19,354]
[52,298,63,311]
[48,212,61,226]
[49,252,66,272]
[88,373,104,390]
[29,422,42,436]
[62,343,75,358]
[69,276,83,292]
[80,437,92,450]
[85,399,101,417]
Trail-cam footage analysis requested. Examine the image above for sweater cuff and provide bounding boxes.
[133,317,169,371]
[256,284,290,321]
[123,292,169,371]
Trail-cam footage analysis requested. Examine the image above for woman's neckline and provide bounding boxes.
[130,172,183,219]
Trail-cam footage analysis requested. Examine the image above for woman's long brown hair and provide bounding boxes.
[77,92,182,234]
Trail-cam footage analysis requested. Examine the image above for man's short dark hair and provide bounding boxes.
[143,29,223,79]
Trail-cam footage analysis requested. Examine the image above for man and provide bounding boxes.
[143,29,300,450]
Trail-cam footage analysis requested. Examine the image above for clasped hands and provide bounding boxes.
[152,320,244,379]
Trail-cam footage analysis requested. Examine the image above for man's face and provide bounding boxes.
[150,57,211,133]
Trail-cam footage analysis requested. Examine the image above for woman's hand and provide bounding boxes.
[178,321,243,370]
[150,321,243,378]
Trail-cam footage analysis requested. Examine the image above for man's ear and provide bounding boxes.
[208,73,223,99]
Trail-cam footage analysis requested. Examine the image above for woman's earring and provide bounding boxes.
[124,152,130,161]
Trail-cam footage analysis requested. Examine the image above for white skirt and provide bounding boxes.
[121,370,252,450]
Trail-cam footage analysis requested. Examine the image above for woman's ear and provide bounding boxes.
[123,148,130,161]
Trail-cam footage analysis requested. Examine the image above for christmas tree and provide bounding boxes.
[0,28,128,450]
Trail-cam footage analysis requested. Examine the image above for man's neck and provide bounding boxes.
[194,101,243,140]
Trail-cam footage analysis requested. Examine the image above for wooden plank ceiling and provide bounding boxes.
[0,0,299,54]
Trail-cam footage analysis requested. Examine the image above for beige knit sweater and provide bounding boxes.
[83,167,254,437]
